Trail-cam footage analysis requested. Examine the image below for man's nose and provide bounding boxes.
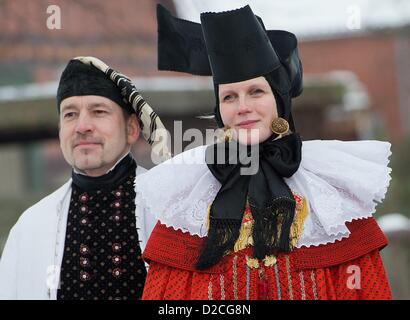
[74,112,94,134]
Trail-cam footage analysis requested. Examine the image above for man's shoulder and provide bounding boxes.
[136,165,147,176]
[16,179,72,228]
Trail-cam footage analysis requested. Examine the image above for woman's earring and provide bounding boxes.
[271,117,289,135]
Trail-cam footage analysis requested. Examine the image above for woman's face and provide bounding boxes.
[218,76,278,145]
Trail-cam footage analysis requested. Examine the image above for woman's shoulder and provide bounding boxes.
[136,144,220,237]
[138,139,392,248]
[287,139,391,248]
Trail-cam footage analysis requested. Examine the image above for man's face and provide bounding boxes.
[59,95,140,177]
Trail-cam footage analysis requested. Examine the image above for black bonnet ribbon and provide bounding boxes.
[197,133,302,270]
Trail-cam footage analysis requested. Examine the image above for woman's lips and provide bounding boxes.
[236,120,259,129]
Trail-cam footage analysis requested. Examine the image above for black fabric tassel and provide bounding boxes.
[250,196,296,260]
[195,218,242,270]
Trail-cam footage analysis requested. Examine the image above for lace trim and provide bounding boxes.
[137,140,392,248]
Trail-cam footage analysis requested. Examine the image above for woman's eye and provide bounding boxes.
[251,89,264,95]
[223,95,233,102]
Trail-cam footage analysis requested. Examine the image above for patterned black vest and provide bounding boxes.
[57,154,147,300]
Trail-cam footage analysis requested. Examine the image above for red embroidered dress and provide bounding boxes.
[142,209,392,300]
[136,142,393,300]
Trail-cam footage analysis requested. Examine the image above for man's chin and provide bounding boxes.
[73,158,102,172]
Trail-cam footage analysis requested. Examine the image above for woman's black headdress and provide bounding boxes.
[157,4,304,269]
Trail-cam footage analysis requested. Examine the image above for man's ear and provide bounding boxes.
[127,114,141,145]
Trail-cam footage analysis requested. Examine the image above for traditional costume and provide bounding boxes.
[139,5,393,300]
[0,57,169,300]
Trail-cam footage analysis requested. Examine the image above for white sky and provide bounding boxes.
[173,0,410,38]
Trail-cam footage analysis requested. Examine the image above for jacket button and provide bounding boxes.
[80,257,90,267]
[112,243,121,252]
[80,217,89,226]
[112,268,122,278]
[80,271,90,281]
[80,244,90,255]
[79,193,89,202]
[112,256,122,265]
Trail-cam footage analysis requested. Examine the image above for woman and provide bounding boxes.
[137,5,392,300]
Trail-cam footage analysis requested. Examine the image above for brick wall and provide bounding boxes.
[0,0,175,83]
[0,0,407,141]
[299,33,407,141]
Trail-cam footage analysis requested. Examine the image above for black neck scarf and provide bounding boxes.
[197,133,302,270]
[71,153,137,191]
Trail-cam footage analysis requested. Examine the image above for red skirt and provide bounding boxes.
[142,218,392,300]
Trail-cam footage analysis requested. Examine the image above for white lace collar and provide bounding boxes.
[136,140,391,248]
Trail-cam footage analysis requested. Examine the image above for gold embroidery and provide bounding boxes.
[245,257,251,300]
[263,255,277,267]
[205,204,211,231]
[220,274,226,300]
[310,271,318,300]
[285,255,294,300]
[206,191,309,255]
[299,271,306,300]
[232,191,309,252]
[234,207,253,252]
[208,275,213,300]
[246,256,260,269]
[233,255,238,300]
[274,263,282,300]
[290,196,309,248]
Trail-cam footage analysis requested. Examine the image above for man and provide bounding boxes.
[0,57,169,300]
